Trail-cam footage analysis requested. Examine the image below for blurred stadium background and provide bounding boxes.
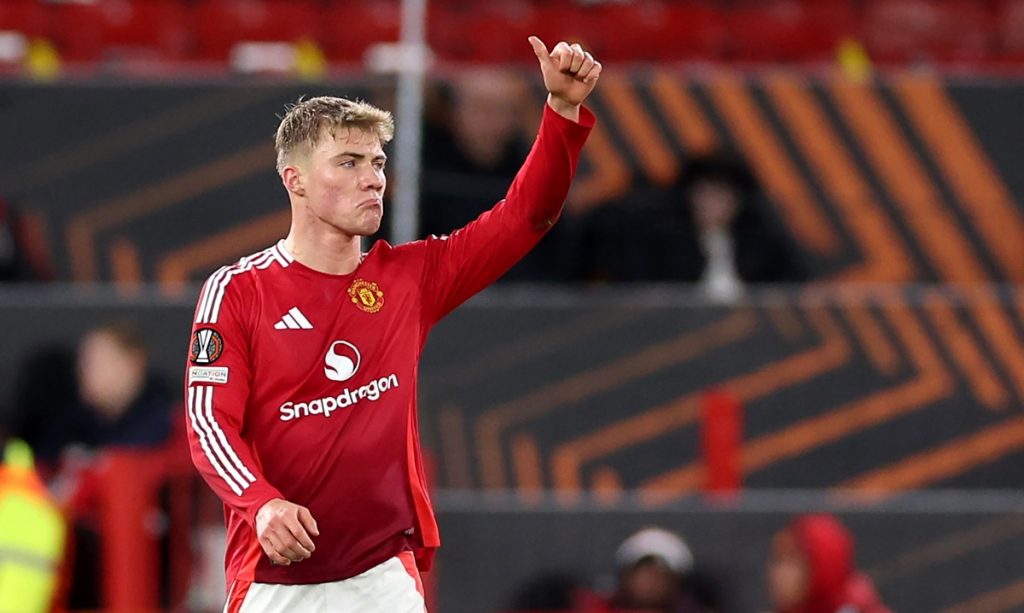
[2,0,1024,611]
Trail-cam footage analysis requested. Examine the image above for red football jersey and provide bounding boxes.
[184,105,594,588]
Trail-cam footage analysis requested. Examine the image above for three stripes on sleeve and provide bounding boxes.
[188,243,294,497]
[187,385,256,496]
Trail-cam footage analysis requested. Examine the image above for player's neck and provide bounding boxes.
[283,230,363,276]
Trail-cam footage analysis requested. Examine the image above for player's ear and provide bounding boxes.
[282,165,306,197]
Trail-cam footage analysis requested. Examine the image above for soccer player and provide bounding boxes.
[184,37,600,612]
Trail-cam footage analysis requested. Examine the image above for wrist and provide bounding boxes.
[546,94,581,122]
[256,497,283,520]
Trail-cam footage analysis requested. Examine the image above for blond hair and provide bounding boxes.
[274,96,395,174]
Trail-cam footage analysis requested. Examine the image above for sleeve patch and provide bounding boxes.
[190,328,225,364]
[189,366,229,385]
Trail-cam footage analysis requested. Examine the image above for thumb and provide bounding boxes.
[528,36,551,65]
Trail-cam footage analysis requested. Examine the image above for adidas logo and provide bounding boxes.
[274,307,313,330]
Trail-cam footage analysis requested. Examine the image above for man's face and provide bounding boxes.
[620,560,679,608]
[78,332,144,419]
[298,126,387,237]
[453,75,521,167]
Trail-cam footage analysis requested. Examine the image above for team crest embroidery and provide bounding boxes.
[348,279,384,313]
[190,328,224,364]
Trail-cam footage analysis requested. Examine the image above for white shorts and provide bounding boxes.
[225,551,426,613]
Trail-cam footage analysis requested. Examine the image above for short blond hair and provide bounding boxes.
[274,96,395,174]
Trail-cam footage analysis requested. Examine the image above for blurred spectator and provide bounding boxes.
[11,324,174,469]
[767,514,892,613]
[602,527,721,613]
[420,72,575,281]
[580,154,809,293]
[0,196,52,282]
[71,322,173,450]
[505,528,723,613]
[14,322,176,472]
[41,322,176,609]
[420,71,529,236]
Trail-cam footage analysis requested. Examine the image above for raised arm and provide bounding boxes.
[417,37,601,322]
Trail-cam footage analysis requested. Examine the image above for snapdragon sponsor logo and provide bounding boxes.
[279,339,399,422]
[324,341,360,382]
[279,373,400,422]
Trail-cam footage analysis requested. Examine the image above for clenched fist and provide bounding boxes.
[255,498,320,566]
[529,36,602,122]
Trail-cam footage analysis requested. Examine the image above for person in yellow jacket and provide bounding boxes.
[0,438,65,613]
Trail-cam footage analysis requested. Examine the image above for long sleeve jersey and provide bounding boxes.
[184,104,594,588]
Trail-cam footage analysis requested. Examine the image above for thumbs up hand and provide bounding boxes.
[528,36,602,121]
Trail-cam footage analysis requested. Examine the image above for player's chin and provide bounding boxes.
[368,206,385,226]
[356,216,382,237]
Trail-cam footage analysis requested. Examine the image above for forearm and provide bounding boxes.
[506,102,595,232]
[188,441,283,526]
[185,387,284,526]
[417,37,600,321]
[416,102,594,321]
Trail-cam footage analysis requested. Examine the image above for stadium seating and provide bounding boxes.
[724,0,860,63]
[0,0,1022,72]
[998,0,1024,62]
[862,0,993,64]
[589,1,727,62]
[192,0,320,63]
[321,0,401,63]
[0,0,47,39]
[48,0,192,64]
[0,0,45,72]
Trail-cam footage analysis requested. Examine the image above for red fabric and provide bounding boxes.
[183,104,593,590]
[841,573,893,613]
[406,395,438,571]
[789,514,853,613]
[781,514,891,613]
[225,578,252,613]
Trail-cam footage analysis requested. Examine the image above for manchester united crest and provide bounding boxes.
[348,279,384,313]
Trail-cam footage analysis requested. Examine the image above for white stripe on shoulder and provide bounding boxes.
[208,249,278,324]
[271,243,290,268]
[197,250,266,324]
[196,265,230,324]
[199,246,280,324]
[188,386,245,496]
[277,239,295,263]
